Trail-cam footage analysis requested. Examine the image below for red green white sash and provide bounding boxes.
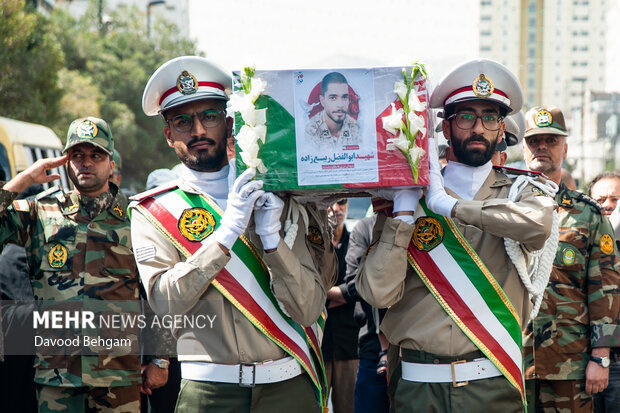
[134,188,327,406]
[408,200,525,404]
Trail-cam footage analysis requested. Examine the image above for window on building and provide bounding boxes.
[481,15,491,21]
[481,46,491,52]
[481,31,491,36]
[481,0,491,5]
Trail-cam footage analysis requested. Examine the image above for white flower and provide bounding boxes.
[227,94,254,118]
[408,112,426,137]
[248,77,267,103]
[236,125,265,147]
[409,145,425,164]
[387,133,410,153]
[408,91,426,112]
[382,103,405,136]
[394,81,408,102]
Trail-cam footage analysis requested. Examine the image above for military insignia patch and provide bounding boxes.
[76,120,98,139]
[176,70,198,95]
[307,226,323,245]
[561,196,572,206]
[48,243,68,268]
[11,199,29,212]
[562,248,575,265]
[535,109,552,127]
[178,208,215,242]
[600,233,614,255]
[113,205,123,216]
[412,217,444,252]
[472,74,494,98]
[532,187,545,196]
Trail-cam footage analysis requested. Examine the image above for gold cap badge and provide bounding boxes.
[535,109,553,127]
[76,120,98,139]
[472,74,494,98]
[176,70,198,95]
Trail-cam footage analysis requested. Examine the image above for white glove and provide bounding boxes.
[214,168,264,250]
[425,138,458,217]
[610,203,620,241]
[254,192,285,250]
[392,188,423,225]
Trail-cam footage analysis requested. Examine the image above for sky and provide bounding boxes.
[188,0,479,84]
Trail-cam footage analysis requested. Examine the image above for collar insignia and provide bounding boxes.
[472,74,494,98]
[535,109,552,127]
[48,243,68,268]
[76,120,98,139]
[412,217,444,252]
[113,205,123,216]
[178,207,215,242]
[177,70,198,95]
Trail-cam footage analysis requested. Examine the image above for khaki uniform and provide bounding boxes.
[305,111,360,148]
[356,169,556,411]
[130,179,337,410]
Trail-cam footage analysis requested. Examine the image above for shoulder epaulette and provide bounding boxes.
[129,181,178,202]
[575,192,603,212]
[34,185,63,201]
[493,165,542,177]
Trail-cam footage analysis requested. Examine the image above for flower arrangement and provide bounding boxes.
[382,62,428,183]
[226,66,268,173]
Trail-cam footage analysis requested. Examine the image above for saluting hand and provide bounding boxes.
[3,155,68,194]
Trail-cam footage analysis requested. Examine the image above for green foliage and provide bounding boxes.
[49,2,201,190]
[0,0,64,125]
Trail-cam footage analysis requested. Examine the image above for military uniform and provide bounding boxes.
[305,110,360,148]
[524,183,620,412]
[0,184,141,412]
[356,168,555,412]
[130,175,336,412]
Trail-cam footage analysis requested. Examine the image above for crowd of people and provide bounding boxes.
[0,55,618,413]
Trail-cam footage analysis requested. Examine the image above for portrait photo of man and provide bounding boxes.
[304,72,361,148]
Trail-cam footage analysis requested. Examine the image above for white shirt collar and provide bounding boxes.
[178,162,232,209]
[443,160,493,201]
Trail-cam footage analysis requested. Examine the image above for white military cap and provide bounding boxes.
[142,56,232,116]
[430,58,523,116]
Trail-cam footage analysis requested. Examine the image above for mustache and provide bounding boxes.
[464,135,489,145]
[188,137,216,147]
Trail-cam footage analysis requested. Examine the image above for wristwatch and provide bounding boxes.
[151,358,170,369]
[590,355,611,368]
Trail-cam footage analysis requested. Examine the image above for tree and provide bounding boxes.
[50,3,201,190]
[0,0,64,125]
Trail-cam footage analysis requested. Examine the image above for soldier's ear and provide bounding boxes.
[164,126,174,148]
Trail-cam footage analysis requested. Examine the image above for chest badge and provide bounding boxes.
[48,244,68,268]
[412,217,444,252]
[178,208,215,242]
[307,226,323,245]
[600,233,614,255]
[562,248,575,265]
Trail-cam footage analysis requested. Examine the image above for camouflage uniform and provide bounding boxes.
[524,183,620,412]
[0,183,142,412]
[305,110,360,148]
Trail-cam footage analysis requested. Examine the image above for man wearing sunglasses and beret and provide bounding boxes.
[130,56,337,413]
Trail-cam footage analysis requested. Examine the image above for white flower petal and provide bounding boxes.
[409,145,425,164]
[387,133,410,152]
[408,112,426,136]
[248,77,267,103]
[381,103,405,136]
[408,92,427,112]
[393,81,408,102]
[227,94,254,118]
[236,125,259,147]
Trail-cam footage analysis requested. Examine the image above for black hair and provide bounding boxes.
[587,171,620,196]
[321,72,348,96]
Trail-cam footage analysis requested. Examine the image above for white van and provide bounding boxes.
[0,116,70,190]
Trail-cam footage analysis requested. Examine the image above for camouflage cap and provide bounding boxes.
[524,106,568,138]
[63,117,114,155]
[113,149,122,172]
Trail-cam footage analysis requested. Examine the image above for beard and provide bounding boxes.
[176,134,228,172]
[450,133,498,167]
